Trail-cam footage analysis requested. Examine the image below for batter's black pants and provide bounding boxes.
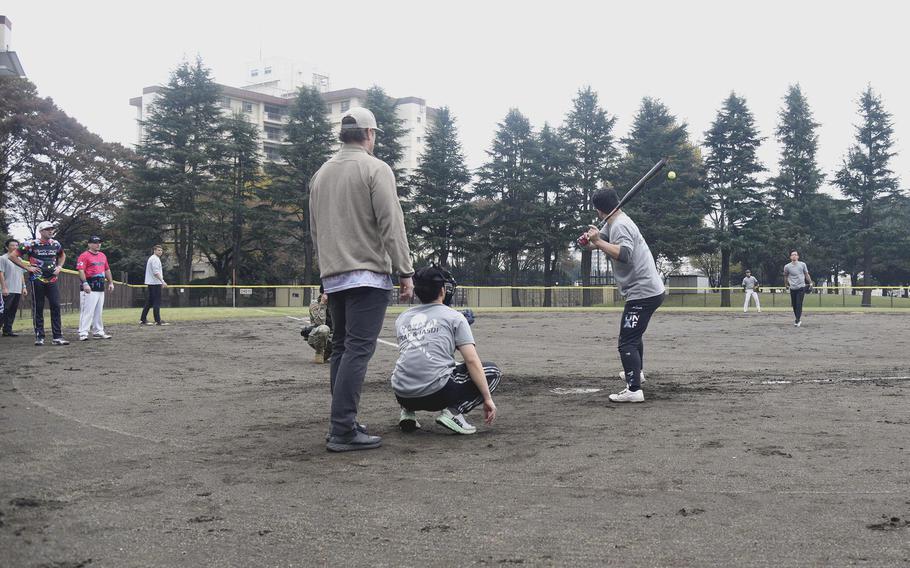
[31,280,62,340]
[618,293,664,391]
[790,288,806,323]
[140,285,162,324]
[1,292,21,334]
[396,362,502,416]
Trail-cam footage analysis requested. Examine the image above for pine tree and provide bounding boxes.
[562,86,617,305]
[704,92,766,307]
[530,123,574,305]
[475,109,537,305]
[365,86,410,180]
[265,85,335,283]
[834,86,900,306]
[129,58,225,295]
[196,113,263,287]
[614,97,709,269]
[408,107,471,268]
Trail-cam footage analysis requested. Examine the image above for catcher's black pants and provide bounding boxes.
[618,293,664,391]
[396,362,502,416]
[790,288,806,322]
[30,280,62,340]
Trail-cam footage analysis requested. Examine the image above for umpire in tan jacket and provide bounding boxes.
[310,106,415,452]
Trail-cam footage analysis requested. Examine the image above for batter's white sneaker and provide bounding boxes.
[609,388,645,403]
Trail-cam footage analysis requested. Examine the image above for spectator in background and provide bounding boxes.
[7,222,69,345]
[140,244,169,326]
[1,239,28,336]
[76,236,114,341]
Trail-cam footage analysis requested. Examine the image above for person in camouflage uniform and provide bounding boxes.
[302,288,333,363]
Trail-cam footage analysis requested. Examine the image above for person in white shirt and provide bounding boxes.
[140,245,169,326]
[742,269,761,313]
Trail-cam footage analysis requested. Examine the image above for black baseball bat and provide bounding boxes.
[578,158,669,246]
[606,157,669,218]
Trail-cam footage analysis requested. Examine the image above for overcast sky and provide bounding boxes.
[5,0,908,194]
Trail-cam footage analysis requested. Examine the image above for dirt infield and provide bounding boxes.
[2,310,910,567]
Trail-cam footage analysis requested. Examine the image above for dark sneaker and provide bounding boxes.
[156,321,171,326]
[398,409,421,432]
[93,333,112,339]
[52,338,70,346]
[2,332,19,337]
[435,409,476,434]
[326,431,382,452]
[35,337,45,346]
[325,422,369,442]
[139,321,154,326]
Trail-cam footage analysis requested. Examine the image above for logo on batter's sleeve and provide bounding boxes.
[623,313,640,329]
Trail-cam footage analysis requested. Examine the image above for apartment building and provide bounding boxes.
[130,82,437,172]
[0,16,26,77]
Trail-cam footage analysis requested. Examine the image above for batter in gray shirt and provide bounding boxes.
[391,303,475,398]
[600,213,665,300]
[783,261,809,290]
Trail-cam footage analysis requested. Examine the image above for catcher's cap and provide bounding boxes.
[340,107,383,133]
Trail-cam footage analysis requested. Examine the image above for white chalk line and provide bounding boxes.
[760,376,910,385]
[12,376,191,449]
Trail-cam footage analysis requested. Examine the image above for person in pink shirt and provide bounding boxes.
[76,236,114,341]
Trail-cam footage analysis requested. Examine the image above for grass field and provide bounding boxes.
[7,297,910,335]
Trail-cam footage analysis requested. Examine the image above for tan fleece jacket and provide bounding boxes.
[309,144,414,279]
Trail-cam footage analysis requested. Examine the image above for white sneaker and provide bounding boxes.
[398,408,421,432]
[618,371,646,383]
[93,333,112,339]
[435,409,476,434]
[609,388,645,403]
[796,321,801,327]
[79,335,89,341]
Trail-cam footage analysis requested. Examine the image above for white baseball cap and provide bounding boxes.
[340,107,383,133]
[37,221,56,231]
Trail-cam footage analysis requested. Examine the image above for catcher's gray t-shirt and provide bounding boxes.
[599,213,665,301]
[784,261,808,290]
[742,276,758,290]
[391,303,475,398]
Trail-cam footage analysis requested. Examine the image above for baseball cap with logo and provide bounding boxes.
[37,221,56,232]
[88,235,102,243]
[340,107,383,133]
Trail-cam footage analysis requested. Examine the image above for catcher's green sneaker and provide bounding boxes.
[435,409,476,435]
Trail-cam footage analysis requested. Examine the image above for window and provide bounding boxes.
[264,66,272,75]
[220,97,231,109]
[264,104,284,121]
[416,137,421,144]
[264,145,282,161]
[340,100,350,112]
[250,69,259,77]
[417,116,421,123]
[242,102,253,113]
[264,126,282,141]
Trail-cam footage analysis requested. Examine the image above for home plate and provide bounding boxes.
[550,387,602,395]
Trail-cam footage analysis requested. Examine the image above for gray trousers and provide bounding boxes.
[327,286,390,437]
